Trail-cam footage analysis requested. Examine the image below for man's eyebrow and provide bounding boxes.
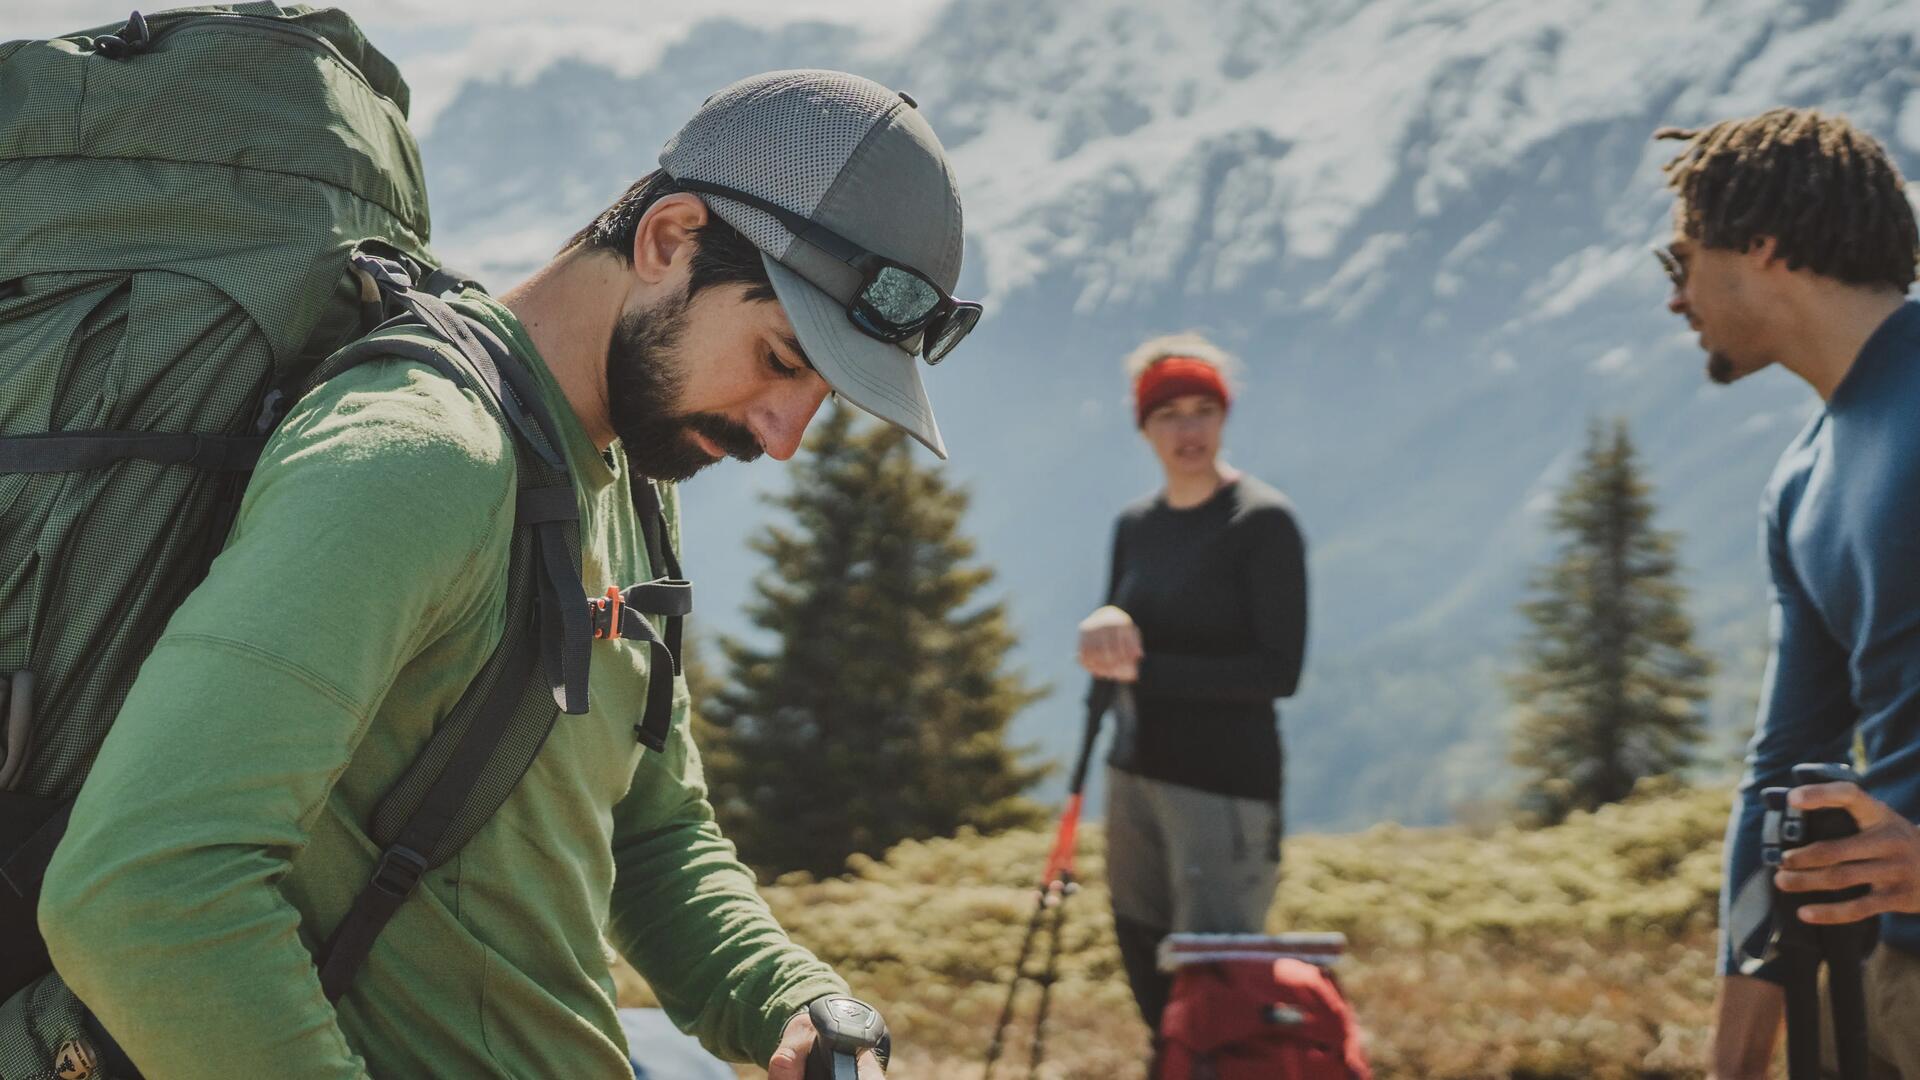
[781,333,817,371]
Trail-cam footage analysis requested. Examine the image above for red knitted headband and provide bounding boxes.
[1134,356,1231,427]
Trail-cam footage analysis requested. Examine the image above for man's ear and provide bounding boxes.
[630,193,711,285]
[1746,235,1782,268]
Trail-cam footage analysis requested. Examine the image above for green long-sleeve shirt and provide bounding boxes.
[37,291,843,1077]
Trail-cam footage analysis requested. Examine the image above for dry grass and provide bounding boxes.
[619,780,1742,1078]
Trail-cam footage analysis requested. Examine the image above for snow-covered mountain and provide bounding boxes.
[418,0,1920,828]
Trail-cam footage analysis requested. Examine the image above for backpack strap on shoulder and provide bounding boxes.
[327,250,595,715]
[309,254,585,1001]
[311,251,693,999]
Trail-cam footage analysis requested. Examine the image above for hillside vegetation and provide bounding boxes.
[623,781,1741,1078]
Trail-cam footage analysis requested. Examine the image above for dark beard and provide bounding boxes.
[1706,351,1737,385]
[605,290,764,482]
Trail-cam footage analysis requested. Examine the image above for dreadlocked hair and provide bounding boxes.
[1656,108,1918,291]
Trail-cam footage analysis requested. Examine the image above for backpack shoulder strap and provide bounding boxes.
[313,251,593,714]
[308,257,579,1001]
[310,253,690,1001]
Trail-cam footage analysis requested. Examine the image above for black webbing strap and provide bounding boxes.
[0,432,265,474]
[446,309,600,717]
[310,258,588,1003]
[518,483,592,718]
[344,255,595,714]
[617,581,694,619]
[631,635,678,753]
[349,256,558,471]
[596,587,694,646]
[633,481,683,580]
[589,576,692,753]
[636,656,677,750]
[630,480,688,751]
[405,291,594,716]
[578,480,689,749]
[533,520,592,715]
[317,635,542,1003]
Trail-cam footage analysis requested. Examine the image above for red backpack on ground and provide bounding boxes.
[1156,957,1372,1080]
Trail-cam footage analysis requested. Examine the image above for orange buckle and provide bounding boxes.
[595,586,624,641]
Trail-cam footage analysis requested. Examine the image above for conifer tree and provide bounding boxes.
[705,403,1050,877]
[1508,418,1712,823]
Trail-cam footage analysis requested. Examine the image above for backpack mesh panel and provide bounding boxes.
[0,971,95,1080]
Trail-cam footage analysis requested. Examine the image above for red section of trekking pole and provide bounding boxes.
[1041,793,1083,887]
[982,682,1115,1080]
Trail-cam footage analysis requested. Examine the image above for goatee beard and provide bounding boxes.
[1706,351,1737,385]
[605,290,764,483]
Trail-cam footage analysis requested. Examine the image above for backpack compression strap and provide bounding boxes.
[0,432,265,474]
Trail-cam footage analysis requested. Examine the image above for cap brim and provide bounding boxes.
[762,253,948,459]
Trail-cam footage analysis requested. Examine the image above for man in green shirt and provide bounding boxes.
[37,69,978,1078]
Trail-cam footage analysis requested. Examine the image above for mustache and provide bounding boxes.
[683,412,763,462]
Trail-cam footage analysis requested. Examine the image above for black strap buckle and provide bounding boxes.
[368,845,428,899]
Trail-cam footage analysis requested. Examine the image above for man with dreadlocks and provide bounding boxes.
[1654,107,1920,1079]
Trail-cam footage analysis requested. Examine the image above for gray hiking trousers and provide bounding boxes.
[1105,766,1281,933]
[1105,767,1281,1028]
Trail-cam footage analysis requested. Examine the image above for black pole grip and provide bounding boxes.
[1068,680,1115,797]
[804,996,889,1080]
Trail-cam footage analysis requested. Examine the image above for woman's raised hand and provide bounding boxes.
[1077,605,1143,682]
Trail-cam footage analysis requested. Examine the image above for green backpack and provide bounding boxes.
[0,7,688,1076]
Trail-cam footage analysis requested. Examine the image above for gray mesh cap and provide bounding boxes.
[659,69,967,458]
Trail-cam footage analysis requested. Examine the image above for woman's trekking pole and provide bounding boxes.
[982,680,1116,1080]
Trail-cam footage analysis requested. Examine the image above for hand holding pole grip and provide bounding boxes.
[1763,763,1871,919]
[804,996,889,1080]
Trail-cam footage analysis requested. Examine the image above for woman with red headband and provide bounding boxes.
[1077,333,1309,1041]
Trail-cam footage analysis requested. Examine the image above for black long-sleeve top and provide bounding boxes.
[1104,474,1307,801]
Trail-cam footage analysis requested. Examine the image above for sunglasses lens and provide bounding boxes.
[925,304,981,365]
[861,266,941,331]
[848,305,901,343]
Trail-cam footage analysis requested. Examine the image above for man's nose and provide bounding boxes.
[752,380,832,461]
[1666,285,1687,316]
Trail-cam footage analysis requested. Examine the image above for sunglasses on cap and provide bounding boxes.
[675,178,983,365]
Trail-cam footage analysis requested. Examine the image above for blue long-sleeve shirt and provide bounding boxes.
[1720,300,1920,975]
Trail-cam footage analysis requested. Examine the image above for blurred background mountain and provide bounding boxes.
[22,0,1920,828]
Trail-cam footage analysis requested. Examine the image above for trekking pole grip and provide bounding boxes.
[804,996,889,1080]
